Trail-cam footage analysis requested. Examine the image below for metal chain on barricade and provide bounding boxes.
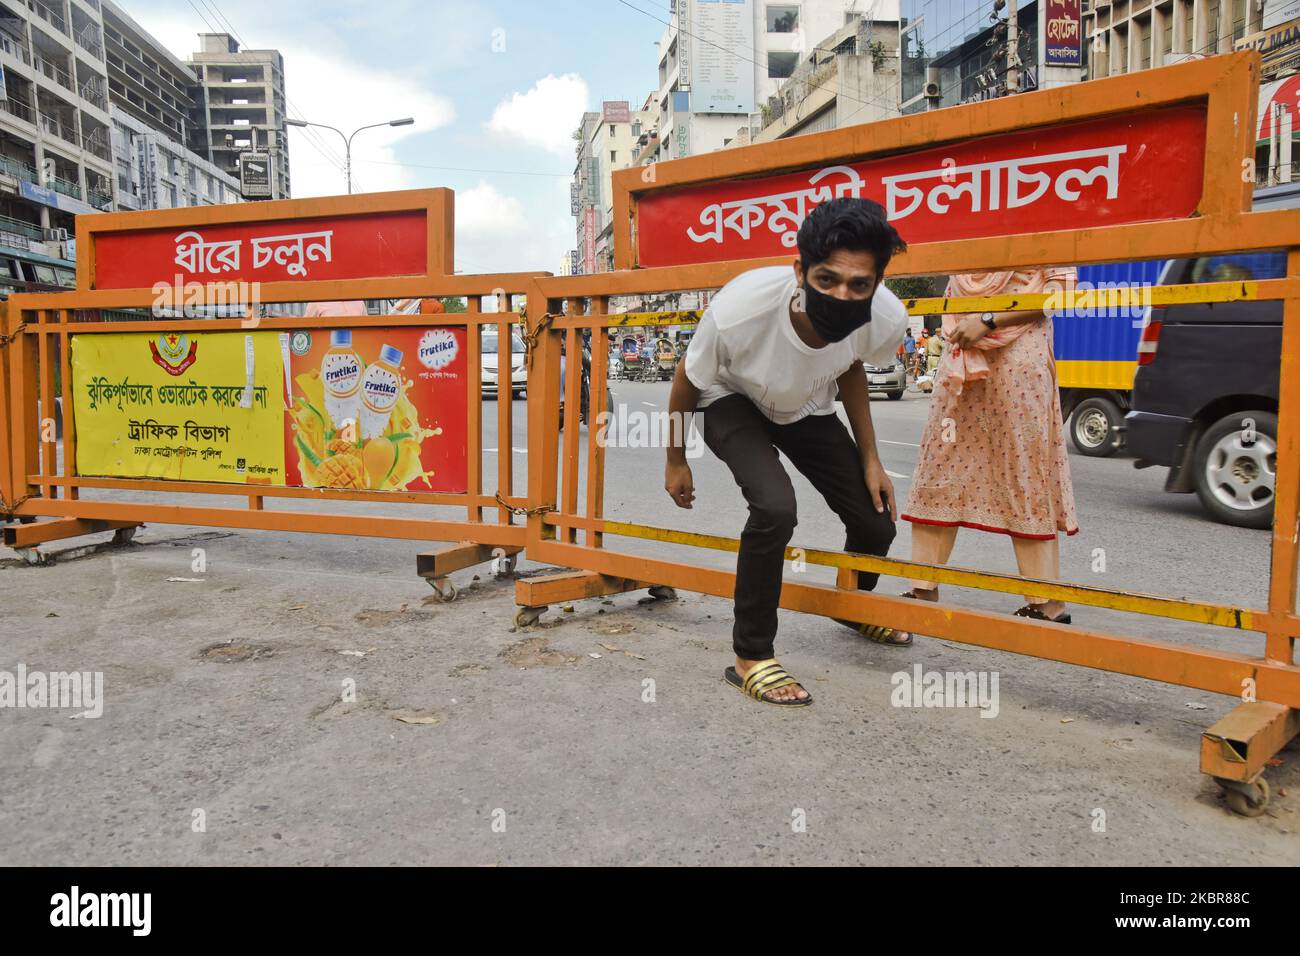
[494,492,553,518]
[521,312,557,371]
[1,494,34,520]
[0,321,29,348]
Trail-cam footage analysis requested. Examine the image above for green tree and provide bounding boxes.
[884,275,944,301]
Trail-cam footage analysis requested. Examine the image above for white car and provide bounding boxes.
[482,329,527,398]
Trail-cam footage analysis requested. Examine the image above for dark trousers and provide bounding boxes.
[701,394,897,660]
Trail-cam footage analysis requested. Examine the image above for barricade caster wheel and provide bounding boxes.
[1216,776,1270,817]
[648,585,677,601]
[113,526,137,545]
[427,577,458,602]
[514,605,546,627]
[493,554,517,578]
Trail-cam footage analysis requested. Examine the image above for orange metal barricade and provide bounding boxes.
[511,54,1300,813]
[0,190,538,590]
[2,54,1299,815]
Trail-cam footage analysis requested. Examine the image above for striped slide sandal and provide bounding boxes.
[724,659,813,707]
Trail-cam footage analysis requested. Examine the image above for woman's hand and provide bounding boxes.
[947,315,991,349]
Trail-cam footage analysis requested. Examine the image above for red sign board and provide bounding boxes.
[1258,74,1300,141]
[1045,0,1083,66]
[634,105,1207,268]
[93,210,429,289]
[583,206,597,274]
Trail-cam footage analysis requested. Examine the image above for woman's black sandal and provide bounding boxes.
[1013,604,1072,625]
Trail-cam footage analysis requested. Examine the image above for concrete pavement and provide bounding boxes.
[2,386,1297,865]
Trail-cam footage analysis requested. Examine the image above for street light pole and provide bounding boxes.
[285,116,415,194]
[1006,0,1020,94]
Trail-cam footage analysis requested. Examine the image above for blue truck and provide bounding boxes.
[1054,259,1167,457]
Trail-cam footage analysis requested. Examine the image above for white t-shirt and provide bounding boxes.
[683,265,908,424]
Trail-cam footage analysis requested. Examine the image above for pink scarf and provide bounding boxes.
[940,268,1074,394]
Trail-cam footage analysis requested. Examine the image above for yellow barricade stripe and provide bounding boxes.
[585,519,1260,630]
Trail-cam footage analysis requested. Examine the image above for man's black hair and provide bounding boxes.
[796,197,907,275]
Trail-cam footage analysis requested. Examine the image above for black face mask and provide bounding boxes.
[799,279,874,344]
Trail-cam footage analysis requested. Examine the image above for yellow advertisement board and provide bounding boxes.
[71,331,286,484]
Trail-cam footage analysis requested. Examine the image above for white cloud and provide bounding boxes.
[453,180,571,275]
[282,49,455,197]
[486,74,588,155]
[123,12,455,198]
[456,181,528,239]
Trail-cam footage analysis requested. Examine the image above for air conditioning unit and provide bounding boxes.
[924,66,941,101]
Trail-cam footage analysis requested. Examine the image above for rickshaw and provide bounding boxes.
[654,337,677,380]
[616,335,645,381]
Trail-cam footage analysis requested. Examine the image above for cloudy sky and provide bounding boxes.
[127,0,665,275]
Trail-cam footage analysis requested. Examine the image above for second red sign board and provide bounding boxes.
[634,106,1208,268]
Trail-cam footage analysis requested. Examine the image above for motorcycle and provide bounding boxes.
[559,344,613,430]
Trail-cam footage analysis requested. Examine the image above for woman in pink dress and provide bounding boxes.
[900,266,1079,623]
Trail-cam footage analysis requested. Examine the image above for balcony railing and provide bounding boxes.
[39,112,78,146]
[0,30,32,65]
[83,131,110,161]
[0,212,45,241]
[87,187,111,210]
[0,97,36,125]
[0,154,38,181]
[74,27,101,60]
[50,173,80,199]
[34,54,75,93]
[28,1,68,36]
[78,79,106,110]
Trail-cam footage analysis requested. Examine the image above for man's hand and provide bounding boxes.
[665,460,695,509]
[947,315,991,349]
[863,455,898,521]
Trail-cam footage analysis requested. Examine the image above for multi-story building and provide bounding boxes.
[1085,0,1256,78]
[188,32,290,198]
[900,0,1086,114]
[101,1,240,211]
[572,99,654,274]
[641,0,899,164]
[0,0,119,291]
[748,14,902,143]
[1083,0,1299,183]
[110,105,240,211]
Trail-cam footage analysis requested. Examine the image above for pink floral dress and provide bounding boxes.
[901,275,1079,540]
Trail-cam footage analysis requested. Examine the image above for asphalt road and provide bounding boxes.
[1,380,1297,865]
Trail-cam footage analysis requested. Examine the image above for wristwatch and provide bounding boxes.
[980,312,997,330]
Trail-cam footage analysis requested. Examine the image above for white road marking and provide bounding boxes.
[641,402,657,407]
[886,471,910,479]
[879,439,920,447]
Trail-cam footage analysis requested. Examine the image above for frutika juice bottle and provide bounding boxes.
[360,344,403,440]
[320,330,362,436]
